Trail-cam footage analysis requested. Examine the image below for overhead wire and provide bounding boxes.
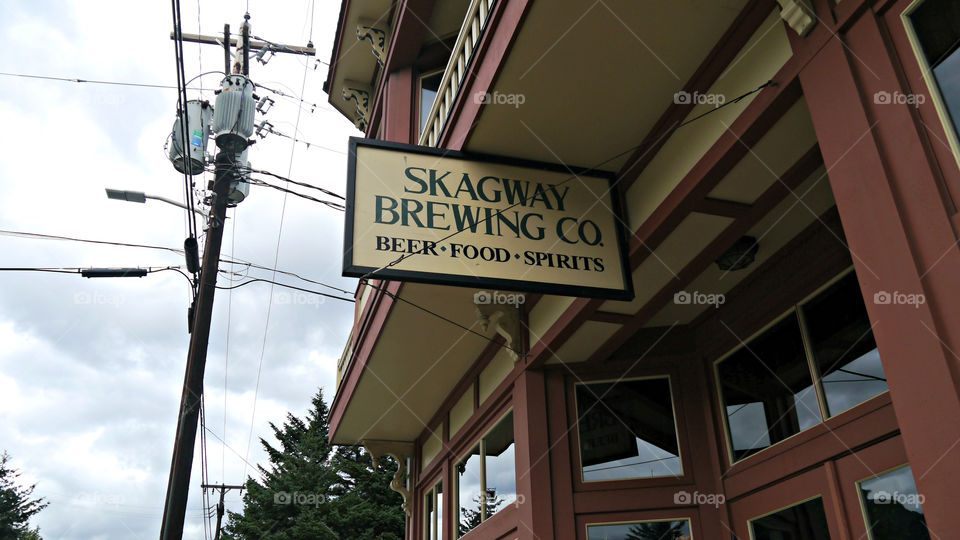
[0,71,215,91]
[242,0,315,481]
[215,277,354,303]
[245,178,345,210]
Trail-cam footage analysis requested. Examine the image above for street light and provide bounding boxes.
[105,188,204,275]
[105,188,207,218]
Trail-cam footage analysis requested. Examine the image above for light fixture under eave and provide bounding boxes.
[716,236,759,271]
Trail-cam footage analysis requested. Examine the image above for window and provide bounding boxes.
[424,482,443,540]
[575,377,682,481]
[858,465,930,540]
[717,270,886,462]
[718,314,822,461]
[419,71,443,135]
[587,519,692,539]
[456,411,515,537]
[908,0,960,140]
[801,273,886,417]
[750,497,832,540]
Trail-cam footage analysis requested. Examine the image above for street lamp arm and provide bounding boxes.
[144,194,208,217]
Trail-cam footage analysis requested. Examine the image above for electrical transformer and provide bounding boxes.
[168,100,212,175]
[212,75,255,153]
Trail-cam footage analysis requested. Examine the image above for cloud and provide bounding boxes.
[0,0,359,537]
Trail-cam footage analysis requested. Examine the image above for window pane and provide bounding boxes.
[419,72,443,133]
[859,465,930,540]
[911,0,960,140]
[802,273,887,416]
[457,444,482,538]
[576,378,682,481]
[424,488,435,540]
[718,314,822,461]
[751,498,832,540]
[587,520,692,540]
[483,412,516,516]
[436,484,443,540]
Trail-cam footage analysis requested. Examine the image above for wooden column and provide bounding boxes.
[797,11,960,536]
[513,370,555,539]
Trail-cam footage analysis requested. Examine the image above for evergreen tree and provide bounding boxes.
[0,451,47,540]
[222,390,404,540]
[458,491,505,537]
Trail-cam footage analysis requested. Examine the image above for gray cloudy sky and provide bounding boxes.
[0,1,359,538]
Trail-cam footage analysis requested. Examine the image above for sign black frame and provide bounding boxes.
[343,137,635,301]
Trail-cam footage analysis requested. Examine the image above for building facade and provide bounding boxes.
[324,0,960,538]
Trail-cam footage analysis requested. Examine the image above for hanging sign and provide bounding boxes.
[343,138,634,300]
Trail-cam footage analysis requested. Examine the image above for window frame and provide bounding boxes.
[901,0,960,172]
[714,267,888,466]
[453,408,516,537]
[572,374,685,484]
[747,494,831,540]
[416,68,445,138]
[423,480,444,540]
[583,517,695,540]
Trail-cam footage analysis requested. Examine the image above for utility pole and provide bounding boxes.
[200,483,246,540]
[159,17,317,540]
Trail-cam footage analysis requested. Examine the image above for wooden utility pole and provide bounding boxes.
[200,483,246,540]
[158,17,318,540]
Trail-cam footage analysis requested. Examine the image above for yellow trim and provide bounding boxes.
[584,517,694,540]
[573,375,684,483]
[901,0,960,172]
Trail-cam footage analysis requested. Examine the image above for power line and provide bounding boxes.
[0,229,185,254]
[243,4,314,480]
[0,71,213,91]
[245,178,345,210]
[215,278,354,303]
[241,165,345,200]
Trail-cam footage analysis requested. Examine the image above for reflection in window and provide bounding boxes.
[859,465,930,540]
[456,412,515,537]
[751,498,832,540]
[909,0,960,139]
[802,272,886,416]
[424,482,443,540]
[576,378,682,481]
[419,71,443,134]
[718,314,822,461]
[587,519,692,540]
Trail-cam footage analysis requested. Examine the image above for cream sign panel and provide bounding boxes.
[343,138,634,300]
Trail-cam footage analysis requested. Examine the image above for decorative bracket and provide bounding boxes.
[342,81,371,132]
[362,440,414,515]
[777,0,816,37]
[356,20,390,66]
[475,299,523,362]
